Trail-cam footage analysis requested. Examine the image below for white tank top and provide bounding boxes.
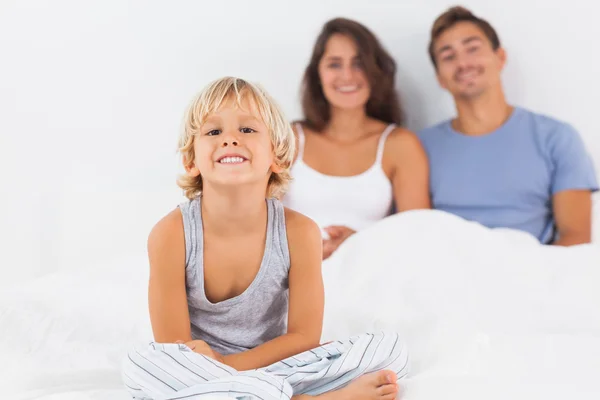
[283,123,395,233]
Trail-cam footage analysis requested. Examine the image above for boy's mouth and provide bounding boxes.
[217,155,248,164]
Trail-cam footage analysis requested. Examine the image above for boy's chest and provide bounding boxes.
[202,234,266,304]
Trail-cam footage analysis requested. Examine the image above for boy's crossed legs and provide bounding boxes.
[123,331,409,400]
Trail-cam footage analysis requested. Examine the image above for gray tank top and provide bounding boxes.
[178,197,291,356]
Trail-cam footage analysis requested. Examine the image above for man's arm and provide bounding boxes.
[546,123,598,246]
[221,209,324,370]
[552,190,593,246]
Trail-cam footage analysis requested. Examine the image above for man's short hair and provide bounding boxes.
[428,6,501,69]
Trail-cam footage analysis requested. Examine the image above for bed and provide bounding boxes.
[1,199,599,400]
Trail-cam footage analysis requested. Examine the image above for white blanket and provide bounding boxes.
[321,210,600,400]
[1,209,599,399]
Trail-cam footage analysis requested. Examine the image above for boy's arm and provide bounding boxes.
[221,209,324,371]
[147,209,193,343]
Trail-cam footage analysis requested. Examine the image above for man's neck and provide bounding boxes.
[200,184,267,236]
[453,88,513,136]
[325,107,369,141]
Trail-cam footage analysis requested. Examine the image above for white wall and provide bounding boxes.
[1,0,599,286]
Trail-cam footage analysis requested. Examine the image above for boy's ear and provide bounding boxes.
[184,157,201,177]
[270,161,283,174]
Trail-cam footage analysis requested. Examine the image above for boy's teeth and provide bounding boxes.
[219,157,245,164]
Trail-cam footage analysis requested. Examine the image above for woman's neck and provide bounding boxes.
[325,107,369,140]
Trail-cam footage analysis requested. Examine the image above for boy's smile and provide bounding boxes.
[216,154,248,165]
[185,96,279,190]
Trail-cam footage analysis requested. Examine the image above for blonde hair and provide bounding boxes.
[177,77,296,200]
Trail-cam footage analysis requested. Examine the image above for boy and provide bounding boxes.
[122,77,408,399]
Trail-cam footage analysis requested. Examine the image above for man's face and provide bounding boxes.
[434,21,506,100]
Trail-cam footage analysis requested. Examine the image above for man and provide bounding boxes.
[418,6,598,245]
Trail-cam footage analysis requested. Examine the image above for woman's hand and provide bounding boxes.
[322,225,355,260]
[177,340,224,363]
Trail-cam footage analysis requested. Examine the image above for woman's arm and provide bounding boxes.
[387,128,432,211]
[147,209,193,343]
[221,209,324,370]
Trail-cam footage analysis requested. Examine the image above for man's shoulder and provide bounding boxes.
[515,106,576,138]
[417,119,451,138]
[416,119,452,151]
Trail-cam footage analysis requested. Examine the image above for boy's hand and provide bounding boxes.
[177,340,224,363]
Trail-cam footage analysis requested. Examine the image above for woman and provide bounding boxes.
[284,18,431,259]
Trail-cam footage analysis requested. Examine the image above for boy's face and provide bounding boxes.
[186,97,280,191]
[433,21,506,100]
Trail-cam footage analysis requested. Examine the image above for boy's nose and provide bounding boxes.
[220,130,239,147]
[221,139,238,147]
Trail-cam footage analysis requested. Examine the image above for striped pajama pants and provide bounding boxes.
[122,331,409,400]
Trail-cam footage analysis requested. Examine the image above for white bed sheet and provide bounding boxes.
[1,209,599,399]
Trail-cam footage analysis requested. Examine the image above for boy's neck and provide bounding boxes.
[453,86,512,136]
[200,184,268,235]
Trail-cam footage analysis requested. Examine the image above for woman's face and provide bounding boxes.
[318,33,371,112]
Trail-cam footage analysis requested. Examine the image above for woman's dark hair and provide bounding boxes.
[300,18,402,131]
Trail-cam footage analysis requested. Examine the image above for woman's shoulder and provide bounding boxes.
[291,120,312,135]
[289,121,305,162]
[290,120,305,128]
[382,125,428,168]
[366,118,420,148]
[386,125,424,150]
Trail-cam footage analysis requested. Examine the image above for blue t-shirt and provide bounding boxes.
[417,107,598,243]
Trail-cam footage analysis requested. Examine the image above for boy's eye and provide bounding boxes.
[240,127,256,134]
[206,129,221,136]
